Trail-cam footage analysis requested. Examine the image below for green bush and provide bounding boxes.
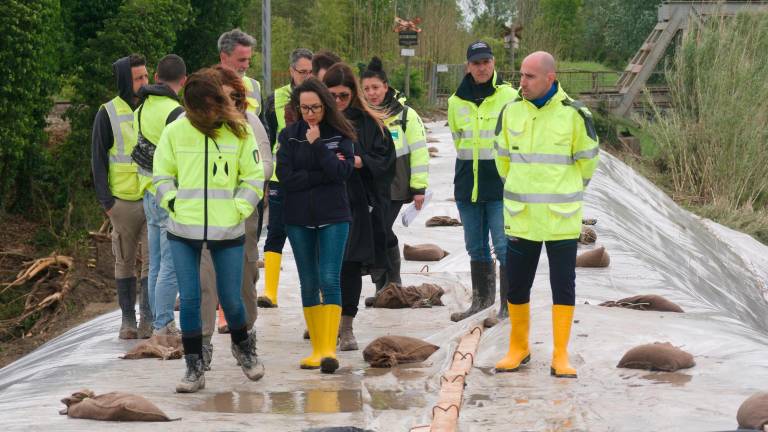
[646,12,768,211]
[51,0,191,241]
[390,62,425,104]
[0,1,62,212]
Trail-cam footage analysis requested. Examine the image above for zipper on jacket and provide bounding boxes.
[204,136,209,241]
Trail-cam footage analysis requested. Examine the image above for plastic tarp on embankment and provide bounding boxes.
[1,122,767,431]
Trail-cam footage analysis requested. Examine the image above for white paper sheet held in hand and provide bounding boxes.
[400,190,433,227]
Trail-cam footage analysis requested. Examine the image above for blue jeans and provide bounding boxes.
[143,191,178,329]
[456,200,506,264]
[168,238,247,335]
[286,223,349,307]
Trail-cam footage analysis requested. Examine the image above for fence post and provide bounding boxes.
[429,63,437,106]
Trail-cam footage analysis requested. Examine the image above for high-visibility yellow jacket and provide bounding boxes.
[243,76,262,116]
[383,93,430,200]
[448,72,516,202]
[268,84,292,183]
[495,84,599,241]
[103,96,142,200]
[152,118,265,241]
[134,89,182,195]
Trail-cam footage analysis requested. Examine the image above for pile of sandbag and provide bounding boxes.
[368,282,445,308]
[120,335,183,360]
[599,294,684,313]
[425,216,462,227]
[617,342,695,372]
[403,244,449,261]
[363,335,439,367]
[737,392,768,430]
[576,246,610,268]
[60,389,177,422]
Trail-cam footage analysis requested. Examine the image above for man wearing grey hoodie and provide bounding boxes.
[91,54,152,339]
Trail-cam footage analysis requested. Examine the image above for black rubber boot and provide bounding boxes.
[137,277,153,338]
[116,277,137,339]
[385,246,402,286]
[498,264,509,318]
[176,354,205,393]
[450,261,496,322]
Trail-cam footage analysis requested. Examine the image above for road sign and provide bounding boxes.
[437,64,448,72]
[399,30,418,47]
[401,48,415,57]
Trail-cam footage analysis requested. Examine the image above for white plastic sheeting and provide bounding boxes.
[1,122,767,431]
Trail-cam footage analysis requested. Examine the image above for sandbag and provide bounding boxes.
[60,389,176,422]
[579,226,597,244]
[576,246,610,268]
[403,243,449,261]
[617,342,695,372]
[120,335,183,360]
[371,283,445,308]
[737,392,768,430]
[599,294,684,313]
[425,216,462,227]
[363,335,439,368]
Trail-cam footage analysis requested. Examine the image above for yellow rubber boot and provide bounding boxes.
[319,304,342,374]
[258,252,281,307]
[300,306,322,369]
[551,304,578,378]
[495,303,531,372]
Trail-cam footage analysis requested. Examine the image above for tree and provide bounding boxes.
[174,0,250,73]
[0,0,62,211]
[53,0,191,233]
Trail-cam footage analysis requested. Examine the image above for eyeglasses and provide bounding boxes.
[330,92,351,102]
[300,104,323,114]
[292,66,312,76]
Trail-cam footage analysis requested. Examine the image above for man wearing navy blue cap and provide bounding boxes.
[448,41,516,322]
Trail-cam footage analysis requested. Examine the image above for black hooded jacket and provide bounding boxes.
[91,56,139,210]
[342,106,396,266]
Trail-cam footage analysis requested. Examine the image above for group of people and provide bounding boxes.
[91,27,598,394]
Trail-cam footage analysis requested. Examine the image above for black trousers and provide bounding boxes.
[505,237,578,306]
[341,261,363,317]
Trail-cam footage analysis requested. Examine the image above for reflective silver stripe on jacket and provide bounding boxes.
[104,100,133,158]
[167,219,245,240]
[456,148,494,160]
[503,190,583,203]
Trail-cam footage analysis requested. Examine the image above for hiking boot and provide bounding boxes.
[231,335,265,381]
[201,343,213,371]
[153,320,180,337]
[176,354,205,393]
[450,261,496,322]
[256,295,277,308]
[338,315,358,351]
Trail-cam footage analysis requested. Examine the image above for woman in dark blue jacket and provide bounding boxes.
[275,77,355,374]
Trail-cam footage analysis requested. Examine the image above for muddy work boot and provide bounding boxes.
[231,333,265,381]
[176,354,206,393]
[116,277,138,339]
[450,261,496,322]
[338,315,358,351]
[137,277,153,339]
[153,320,180,337]
[201,343,213,371]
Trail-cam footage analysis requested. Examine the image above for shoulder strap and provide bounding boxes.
[401,106,409,133]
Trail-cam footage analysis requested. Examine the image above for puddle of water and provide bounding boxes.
[640,372,693,387]
[466,394,492,407]
[194,389,425,414]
